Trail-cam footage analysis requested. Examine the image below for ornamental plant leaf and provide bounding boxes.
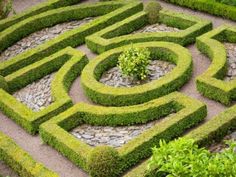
[118,46,151,80]
[148,138,236,177]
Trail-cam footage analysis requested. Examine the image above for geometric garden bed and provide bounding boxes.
[0,0,236,176]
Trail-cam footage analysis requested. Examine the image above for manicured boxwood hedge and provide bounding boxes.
[0,0,82,32]
[196,25,236,105]
[0,47,88,134]
[0,0,144,134]
[81,42,192,106]
[163,0,236,21]
[125,100,236,177]
[39,91,206,177]
[0,131,58,177]
[85,7,212,54]
[0,0,143,76]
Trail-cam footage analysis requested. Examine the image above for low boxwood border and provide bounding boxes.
[0,47,88,135]
[196,25,236,105]
[125,101,236,177]
[163,0,236,21]
[0,131,58,177]
[0,0,81,32]
[39,91,206,176]
[0,0,143,76]
[85,7,212,54]
[81,42,192,106]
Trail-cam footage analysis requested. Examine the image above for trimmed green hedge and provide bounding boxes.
[186,103,236,146]
[0,0,144,134]
[0,131,58,177]
[81,42,192,106]
[196,25,236,105]
[163,0,236,21]
[0,47,88,134]
[0,75,8,91]
[85,8,212,54]
[0,1,142,76]
[0,0,81,32]
[125,99,236,177]
[39,91,206,177]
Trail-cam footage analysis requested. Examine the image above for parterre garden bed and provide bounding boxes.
[0,0,236,176]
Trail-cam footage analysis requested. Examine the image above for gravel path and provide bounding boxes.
[0,0,236,176]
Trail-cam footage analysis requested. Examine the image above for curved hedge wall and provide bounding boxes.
[0,0,81,32]
[196,25,236,105]
[40,92,206,176]
[0,48,87,134]
[85,8,212,54]
[81,42,192,106]
[0,0,144,134]
[0,1,142,76]
[125,98,236,177]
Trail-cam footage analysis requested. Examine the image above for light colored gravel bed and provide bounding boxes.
[100,60,175,87]
[132,23,180,34]
[71,114,174,148]
[224,43,236,81]
[13,73,54,112]
[0,17,95,62]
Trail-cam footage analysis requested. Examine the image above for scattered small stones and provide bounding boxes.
[132,23,180,34]
[0,161,18,177]
[224,43,236,81]
[99,60,175,87]
[0,17,95,62]
[71,115,174,148]
[13,73,54,112]
[209,131,236,153]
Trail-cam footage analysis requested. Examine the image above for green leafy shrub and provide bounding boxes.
[144,0,162,24]
[148,138,236,177]
[87,146,122,177]
[118,46,151,80]
[0,0,13,19]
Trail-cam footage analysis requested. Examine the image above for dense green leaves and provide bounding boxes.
[118,46,151,80]
[87,146,122,177]
[148,138,236,177]
[144,0,162,24]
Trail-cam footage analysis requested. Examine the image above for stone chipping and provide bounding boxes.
[100,60,175,87]
[132,23,180,34]
[71,115,174,148]
[13,73,54,112]
[224,43,236,81]
[0,17,95,62]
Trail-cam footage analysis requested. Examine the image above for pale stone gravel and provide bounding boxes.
[100,60,175,88]
[13,73,54,112]
[0,17,95,62]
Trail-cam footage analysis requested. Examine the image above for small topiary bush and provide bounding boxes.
[87,146,122,177]
[118,46,151,80]
[144,0,162,24]
[148,138,236,177]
